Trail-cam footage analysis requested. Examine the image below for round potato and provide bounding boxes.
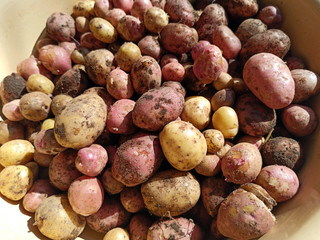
[26,74,54,94]
[159,120,207,171]
[141,169,201,217]
[203,129,225,154]
[144,7,168,33]
[89,17,118,44]
[115,42,142,72]
[212,106,239,139]
[103,228,130,240]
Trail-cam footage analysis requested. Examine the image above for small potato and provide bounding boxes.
[34,129,66,155]
[117,15,146,42]
[160,53,178,67]
[131,0,152,21]
[235,18,267,45]
[159,120,207,171]
[212,106,239,139]
[104,8,127,28]
[211,88,235,112]
[151,0,165,9]
[41,118,55,130]
[286,56,306,70]
[101,168,125,195]
[0,120,25,145]
[35,195,86,240]
[120,186,145,213]
[281,104,318,137]
[115,42,142,72]
[161,62,185,82]
[103,228,130,240]
[75,16,90,33]
[19,91,51,122]
[232,77,249,94]
[213,72,233,91]
[73,0,95,18]
[33,150,54,167]
[183,64,207,92]
[138,35,163,60]
[2,99,24,121]
[50,94,73,116]
[26,74,54,94]
[80,32,106,50]
[0,139,34,167]
[180,96,211,130]
[94,0,112,18]
[89,17,118,44]
[258,5,282,29]
[46,12,75,42]
[227,0,258,18]
[0,165,33,201]
[195,154,221,177]
[203,129,225,154]
[71,47,90,65]
[129,213,153,240]
[164,0,195,27]
[106,68,134,99]
[141,169,201,217]
[0,73,26,105]
[144,7,168,33]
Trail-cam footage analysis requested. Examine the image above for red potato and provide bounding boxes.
[183,200,212,230]
[94,0,112,18]
[195,4,228,42]
[193,44,224,84]
[138,35,163,60]
[212,25,242,60]
[120,186,145,213]
[39,45,72,75]
[131,0,152,21]
[117,15,146,42]
[235,18,267,45]
[129,213,153,240]
[258,5,282,29]
[255,165,299,202]
[0,120,25,145]
[112,0,134,14]
[150,0,166,9]
[106,68,134,100]
[17,56,53,80]
[227,0,259,18]
[0,73,26,105]
[195,154,221,177]
[75,144,108,177]
[101,167,125,194]
[49,149,82,191]
[106,145,117,166]
[164,0,196,27]
[243,53,295,109]
[191,40,211,61]
[161,81,186,97]
[107,99,137,135]
[86,195,131,233]
[59,42,77,56]
[161,62,185,82]
[46,12,76,42]
[2,99,24,121]
[160,54,178,67]
[112,132,164,186]
[131,56,162,95]
[33,150,54,167]
[160,23,199,54]
[281,104,318,137]
[22,179,58,213]
[221,143,262,184]
[34,129,66,155]
[68,176,104,216]
[132,87,184,131]
[80,32,107,50]
[103,8,126,28]
[286,56,306,70]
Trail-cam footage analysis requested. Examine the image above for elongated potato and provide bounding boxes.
[89,17,118,43]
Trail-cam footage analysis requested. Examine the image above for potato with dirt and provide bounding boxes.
[75,16,90,33]
[258,5,282,29]
[90,17,118,44]
[17,56,53,80]
[227,0,259,18]
[115,42,142,72]
[235,18,267,45]
[54,93,107,149]
[131,0,152,21]
[141,169,201,217]
[132,87,184,131]
[80,32,106,50]
[191,40,211,61]
[161,62,185,82]
[34,129,66,155]
[35,195,86,240]
[0,73,26,105]
[103,228,130,240]
[26,74,54,94]
[160,23,198,54]
[50,94,73,116]
[129,213,153,240]
[46,12,75,42]
[2,99,24,122]
[103,8,126,28]
[159,120,207,171]
[0,120,25,145]
[106,68,134,100]
[243,53,295,109]
[112,132,163,186]
[117,15,146,42]
[72,0,95,18]
[138,35,163,60]
[143,7,168,33]
[164,0,196,27]
[211,88,236,112]
[203,129,225,154]
[120,186,145,213]
[161,81,186,97]
[101,167,125,195]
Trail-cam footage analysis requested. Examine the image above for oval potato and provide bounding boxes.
[89,17,118,44]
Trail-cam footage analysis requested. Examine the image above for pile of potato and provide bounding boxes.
[0,0,319,239]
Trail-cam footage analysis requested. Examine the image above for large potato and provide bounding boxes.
[141,169,201,217]
[54,93,107,149]
[159,120,207,171]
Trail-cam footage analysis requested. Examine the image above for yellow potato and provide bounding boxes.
[159,120,207,171]
[141,169,200,217]
[144,7,169,33]
[26,74,55,94]
[213,72,233,90]
[180,96,211,130]
[203,129,225,153]
[89,17,118,44]
[35,195,86,240]
[0,165,33,201]
[212,106,239,139]
[73,0,95,18]
[0,139,34,167]
[41,118,55,130]
[103,228,130,240]
[115,42,142,72]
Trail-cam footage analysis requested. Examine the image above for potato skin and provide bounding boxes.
[144,7,169,33]
[115,42,142,72]
[117,15,146,42]
[46,12,76,42]
[129,213,153,240]
[159,120,207,171]
[164,0,196,27]
[138,35,163,60]
[160,23,198,54]
[89,17,118,44]
[227,0,258,18]
[0,120,25,145]
[35,195,86,240]
[243,53,295,109]
[132,87,184,131]
[120,186,145,213]
[54,93,107,149]
[141,169,201,217]
[235,18,267,45]
[34,129,66,155]
[106,68,134,100]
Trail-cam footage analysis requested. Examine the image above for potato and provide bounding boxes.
[35,195,86,240]
[22,179,57,213]
[138,35,163,60]
[101,167,125,195]
[26,74,54,94]
[75,16,90,33]
[160,23,198,54]
[151,0,165,9]
[195,154,221,177]
[86,195,131,233]
[164,0,195,27]
[232,77,249,94]
[85,49,114,86]
[33,150,54,167]
[0,120,25,145]
[50,94,73,116]
[131,56,162,94]
[103,228,130,240]
[115,42,142,72]
[54,93,107,149]
[59,41,77,56]
[159,120,207,171]
[131,0,152,21]
[216,141,234,159]
[113,0,134,14]
[180,96,211,130]
[258,5,282,29]
[238,135,265,149]
[243,53,295,109]
[286,56,306,70]
[221,143,262,184]
[144,7,168,33]
[147,217,204,240]
[239,29,291,64]
[235,18,267,45]
[112,132,163,186]
[41,118,55,130]
[17,56,53,80]
[235,93,277,137]
[191,40,211,61]
[161,62,185,82]
[89,17,118,44]
[46,12,75,42]
[103,8,127,28]
[203,129,224,154]
[213,72,233,91]
[212,106,239,139]
[106,68,134,100]
[49,149,82,191]
[281,104,318,137]
[0,73,26,105]
[161,81,186,97]
[211,88,235,112]
[0,165,33,201]
[227,0,259,18]
[183,64,206,92]
[80,32,106,50]
[0,139,34,167]
[94,0,112,18]
[117,15,146,42]
[160,53,178,67]
[73,0,95,18]
[120,186,145,213]
[84,87,115,111]
[141,169,201,217]
[2,99,24,121]
[129,213,153,240]
[68,176,104,216]
[195,3,228,42]
[34,129,66,155]
[132,87,184,131]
